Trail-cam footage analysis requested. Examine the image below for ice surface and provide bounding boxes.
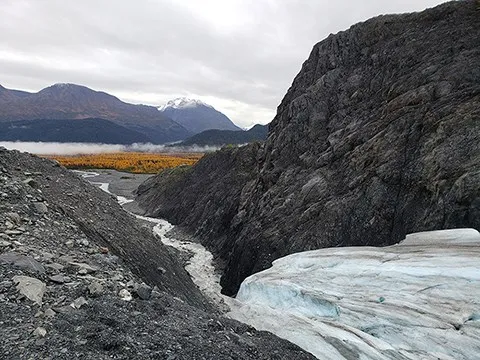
[228,229,480,359]
[401,228,480,246]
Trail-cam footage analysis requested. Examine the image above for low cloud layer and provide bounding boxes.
[1,0,445,128]
[0,142,220,155]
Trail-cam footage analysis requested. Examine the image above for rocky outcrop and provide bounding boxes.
[0,148,314,359]
[136,1,480,295]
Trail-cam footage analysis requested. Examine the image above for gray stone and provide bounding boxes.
[119,289,132,301]
[112,273,124,281]
[41,252,55,261]
[135,283,152,300]
[69,262,98,274]
[49,274,71,284]
[33,327,47,338]
[88,281,104,297]
[0,240,12,248]
[35,338,47,346]
[6,212,21,225]
[4,229,23,235]
[53,305,76,315]
[12,276,46,306]
[0,252,45,274]
[0,233,12,241]
[76,238,89,247]
[23,178,37,188]
[44,308,56,318]
[33,202,48,214]
[71,297,88,309]
[45,263,65,271]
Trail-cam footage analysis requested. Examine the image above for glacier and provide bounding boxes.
[228,228,480,359]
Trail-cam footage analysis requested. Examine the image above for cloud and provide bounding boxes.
[0,0,445,128]
[0,141,220,155]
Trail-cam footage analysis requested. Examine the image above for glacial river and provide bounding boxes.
[76,170,235,311]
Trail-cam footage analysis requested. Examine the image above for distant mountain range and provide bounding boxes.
[179,124,268,146]
[158,98,241,134]
[0,118,150,144]
[0,84,253,145]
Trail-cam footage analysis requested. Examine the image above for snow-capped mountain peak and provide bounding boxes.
[51,83,75,88]
[158,97,213,111]
[157,97,240,134]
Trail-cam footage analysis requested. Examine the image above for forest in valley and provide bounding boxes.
[45,152,203,173]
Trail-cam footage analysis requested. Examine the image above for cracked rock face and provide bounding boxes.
[136,1,480,295]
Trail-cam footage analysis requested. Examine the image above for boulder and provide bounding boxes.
[13,276,46,306]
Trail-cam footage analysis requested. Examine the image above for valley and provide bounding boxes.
[1,1,479,359]
[83,168,480,359]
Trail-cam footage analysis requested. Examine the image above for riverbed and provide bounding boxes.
[75,169,233,311]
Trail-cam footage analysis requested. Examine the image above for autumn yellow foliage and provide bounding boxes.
[44,152,203,174]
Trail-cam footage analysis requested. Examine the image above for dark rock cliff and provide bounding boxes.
[137,1,480,295]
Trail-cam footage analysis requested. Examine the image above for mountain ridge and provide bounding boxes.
[159,97,241,134]
[0,83,191,144]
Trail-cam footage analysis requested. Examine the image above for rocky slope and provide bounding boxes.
[0,83,191,143]
[136,1,480,295]
[0,148,314,359]
[159,98,241,134]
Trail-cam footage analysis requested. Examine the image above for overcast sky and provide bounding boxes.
[1,0,446,128]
